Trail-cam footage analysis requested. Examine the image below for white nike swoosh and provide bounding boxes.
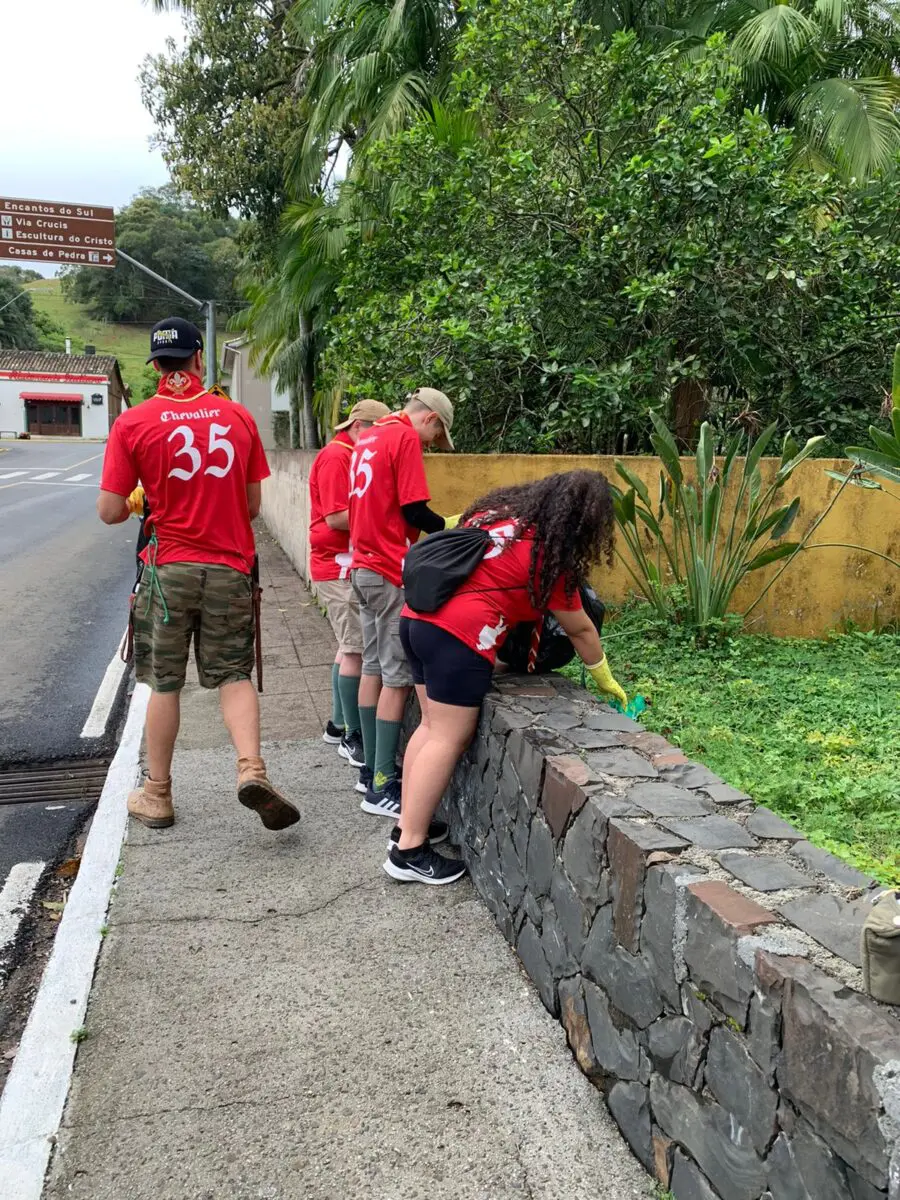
[412,864,435,877]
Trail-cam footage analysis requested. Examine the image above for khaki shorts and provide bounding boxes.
[315,578,363,655]
[133,562,255,693]
[351,568,412,688]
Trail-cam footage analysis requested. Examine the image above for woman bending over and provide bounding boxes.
[389,469,627,886]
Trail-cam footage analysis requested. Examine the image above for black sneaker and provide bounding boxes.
[322,720,344,745]
[338,729,365,768]
[383,842,467,886]
[389,821,448,847]
[360,777,402,818]
[355,765,373,795]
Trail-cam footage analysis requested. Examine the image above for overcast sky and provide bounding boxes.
[1,0,185,273]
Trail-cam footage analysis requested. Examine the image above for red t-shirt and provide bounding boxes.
[348,412,430,587]
[401,517,582,663]
[308,431,354,582]
[100,372,269,574]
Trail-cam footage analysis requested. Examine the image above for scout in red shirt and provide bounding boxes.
[98,317,297,834]
[389,470,628,886]
[347,388,454,824]
[308,399,389,778]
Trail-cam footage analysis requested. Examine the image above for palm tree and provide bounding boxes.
[286,0,465,189]
[579,0,900,178]
[235,192,357,447]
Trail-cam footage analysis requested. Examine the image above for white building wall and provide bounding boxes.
[0,378,109,438]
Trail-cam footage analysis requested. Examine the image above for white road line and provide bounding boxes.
[63,473,91,482]
[0,471,28,479]
[30,472,61,481]
[80,633,129,739]
[0,683,150,1200]
[0,863,45,965]
[9,481,98,489]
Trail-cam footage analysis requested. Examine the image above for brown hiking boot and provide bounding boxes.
[127,777,175,829]
[237,757,299,831]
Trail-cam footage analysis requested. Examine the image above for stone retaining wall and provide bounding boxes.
[439,673,900,1200]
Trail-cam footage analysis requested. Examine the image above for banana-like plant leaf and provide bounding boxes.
[743,422,779,485]
[722,431,744,481]
[613,487,638,527]
[746,542,802,571]
[752,500,798,539]
[682,484,699,523]
[867,426,900,461]
[781,431,800,466]
[824,469,882,489]
[615,460,652,510]
[775,435,828,484]
[696,422,714,485]
[846,448,900,484]
[650,410,683,485]
[772,496,801,538]
[702,485,720,545]
[636,507,664,538]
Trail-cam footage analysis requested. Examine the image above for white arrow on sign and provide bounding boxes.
[103,254,113,262]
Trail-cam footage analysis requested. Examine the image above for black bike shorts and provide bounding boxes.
[399,616,494,708]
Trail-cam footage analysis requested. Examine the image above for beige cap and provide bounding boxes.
[408,386,454,450]
[334,398,391,431]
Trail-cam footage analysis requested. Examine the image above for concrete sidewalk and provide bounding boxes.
[43,529,651,1200]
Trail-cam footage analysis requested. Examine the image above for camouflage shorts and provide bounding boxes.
[133,562,255,693]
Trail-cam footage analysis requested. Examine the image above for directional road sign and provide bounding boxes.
[0,196,116,268]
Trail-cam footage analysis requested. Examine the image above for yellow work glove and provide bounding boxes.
[126,486,145,517]
[586,656,627,708]
[444,513,462,530]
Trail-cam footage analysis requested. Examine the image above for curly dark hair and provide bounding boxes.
[460,470,615,608]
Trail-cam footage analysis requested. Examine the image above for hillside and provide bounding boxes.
[27,278,152,399]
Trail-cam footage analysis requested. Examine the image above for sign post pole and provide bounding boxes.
[116,249,217,387]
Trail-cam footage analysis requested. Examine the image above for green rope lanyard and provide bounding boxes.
[142,533,170,625]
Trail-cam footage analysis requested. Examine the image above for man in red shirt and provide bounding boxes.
[349,387,454,820]
[97,317,297,833]
[308,399,389,783]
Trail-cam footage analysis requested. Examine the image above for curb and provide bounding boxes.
[0,683,150,1200]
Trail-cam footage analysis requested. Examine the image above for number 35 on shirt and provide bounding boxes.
[168,423,235,481]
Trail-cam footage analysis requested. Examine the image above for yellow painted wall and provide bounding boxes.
[422,454,899,637]
[262,450,898,637]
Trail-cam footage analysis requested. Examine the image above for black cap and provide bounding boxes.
[147,317,204,364]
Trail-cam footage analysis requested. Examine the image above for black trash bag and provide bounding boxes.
[497,585,605,675]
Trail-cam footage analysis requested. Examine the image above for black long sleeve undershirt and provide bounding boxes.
[400,500,446,534]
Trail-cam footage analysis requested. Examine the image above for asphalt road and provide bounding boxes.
[0,439,137,908]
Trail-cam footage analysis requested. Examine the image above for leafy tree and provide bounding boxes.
[320,7,900,452]
[142,0,304,236]
[0,270,65,351]
[61,188,242,324]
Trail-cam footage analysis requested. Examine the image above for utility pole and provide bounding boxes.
[116,249,217,388]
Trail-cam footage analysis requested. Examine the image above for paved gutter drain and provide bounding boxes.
[0,760,110,806]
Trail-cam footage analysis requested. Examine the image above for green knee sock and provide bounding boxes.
[337,673,361,735]
[374,718,402,792]
[359,705,378,772]
[331,664,344,729]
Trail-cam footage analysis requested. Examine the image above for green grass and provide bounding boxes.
[563,608,900,886]
[27,278,152,400]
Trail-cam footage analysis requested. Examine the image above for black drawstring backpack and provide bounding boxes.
[402,526,492,613]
